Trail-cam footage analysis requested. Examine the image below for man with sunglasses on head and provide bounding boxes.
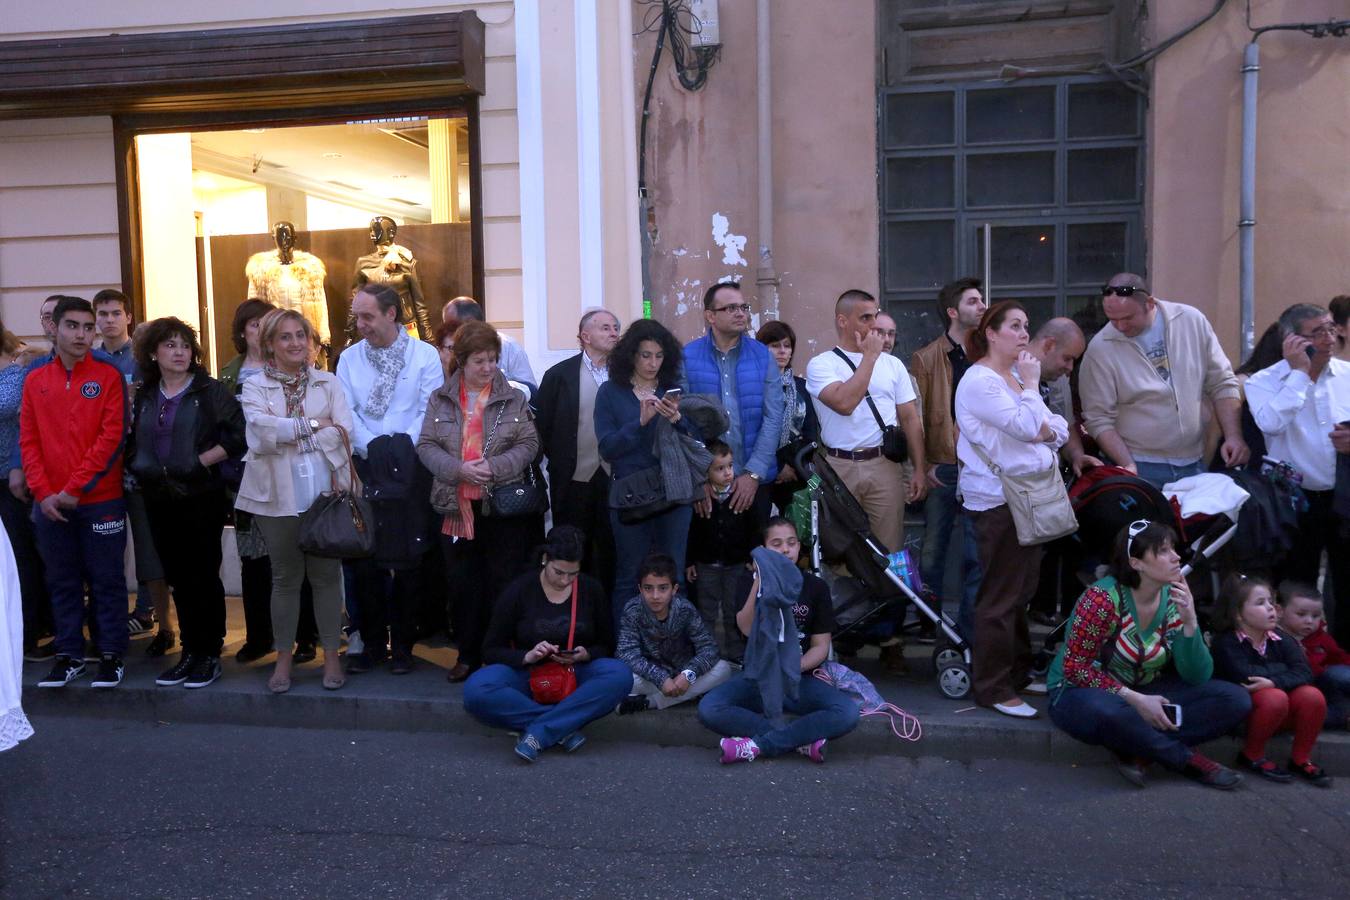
[1079,273,1246,490]
[1244,303,1350,644]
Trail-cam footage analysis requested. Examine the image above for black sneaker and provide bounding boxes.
[38,655,86,687]
[155,655,196,686]
[145,630,176,658]
[345,652,376,674]
[617,694,651,715]
[1235,752,1292,783]
[184,657,222,690]
[24,642,56,663]
[1184,752,1242,790]
[127,612,156,637]
[234,643,272,664]
[90,654,125,689]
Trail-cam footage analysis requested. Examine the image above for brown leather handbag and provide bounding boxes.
[298,425,376,559]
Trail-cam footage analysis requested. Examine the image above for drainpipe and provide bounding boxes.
[1238,41,1259,360]
[755,0,779,323]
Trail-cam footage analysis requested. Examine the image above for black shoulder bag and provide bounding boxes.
[832,348,907,463]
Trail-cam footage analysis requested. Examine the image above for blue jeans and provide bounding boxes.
[32,497,130,658]
[463,658,633,748]
[922,465,983,642]
[610,504,693,626]
[1050,676,1251,770]
[697,674,860,757]
[1316,664,1350,729]
[1133,460,1202,491]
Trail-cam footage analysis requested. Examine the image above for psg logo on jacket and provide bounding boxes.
[80,381,102,399]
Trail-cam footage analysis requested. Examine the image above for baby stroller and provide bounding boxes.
[792,444,975,700]
[1030,466,1246,672]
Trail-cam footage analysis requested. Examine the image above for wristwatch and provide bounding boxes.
[681,668,698,685]
[308,418,320,431]
[746,471,761,482]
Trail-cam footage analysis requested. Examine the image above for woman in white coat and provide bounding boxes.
[2,524,34,752]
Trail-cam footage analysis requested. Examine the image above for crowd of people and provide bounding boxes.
[1,279,1348,781]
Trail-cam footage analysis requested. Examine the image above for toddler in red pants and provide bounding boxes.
[1211,574,1332,787]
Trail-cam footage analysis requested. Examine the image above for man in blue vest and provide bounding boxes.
[684,282,785,526]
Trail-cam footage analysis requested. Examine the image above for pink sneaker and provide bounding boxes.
[719,736,760,764]
[796,739,826,764]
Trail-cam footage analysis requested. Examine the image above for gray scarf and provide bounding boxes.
[362,328,409,420]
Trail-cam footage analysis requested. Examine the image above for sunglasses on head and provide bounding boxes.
[1126,519,1151,556]
[1101,284,1142,298]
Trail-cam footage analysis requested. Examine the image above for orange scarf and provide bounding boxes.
[443,379,489,540]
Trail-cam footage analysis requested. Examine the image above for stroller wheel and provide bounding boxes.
[932,644,964,675]
[937,662,973,700]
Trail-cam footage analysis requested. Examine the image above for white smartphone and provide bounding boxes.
[1161,703,1183,728]
[662,388,683,402]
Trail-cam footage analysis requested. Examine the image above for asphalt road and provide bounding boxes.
[2,715,1347,899]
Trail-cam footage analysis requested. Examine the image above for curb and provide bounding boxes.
[23,655,1350,770]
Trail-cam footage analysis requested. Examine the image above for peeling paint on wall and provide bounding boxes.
[711,212,747,267]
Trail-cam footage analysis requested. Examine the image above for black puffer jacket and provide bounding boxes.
[126,371,247,499]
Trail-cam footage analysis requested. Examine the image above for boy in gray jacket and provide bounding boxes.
[616,554,733,713]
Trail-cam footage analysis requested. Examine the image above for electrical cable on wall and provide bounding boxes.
[637,0,720,197]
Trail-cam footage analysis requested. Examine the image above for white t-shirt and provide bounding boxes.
[805,348,917,450]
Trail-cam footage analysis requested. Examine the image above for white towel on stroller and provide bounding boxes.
[1163,473,1250,520]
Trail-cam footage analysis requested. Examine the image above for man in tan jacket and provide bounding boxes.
[1079,272,1247,489]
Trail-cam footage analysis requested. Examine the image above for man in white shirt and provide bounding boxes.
[338,284,444,673]
[442,297,536,390]
[806,289,927,553]
[1245,302,1350,643]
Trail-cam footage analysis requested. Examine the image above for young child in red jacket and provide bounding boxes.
[1278,581,1350,732]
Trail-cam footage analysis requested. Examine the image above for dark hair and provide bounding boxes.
[762,515,798,543]
[1108,520,1178,589]
[1277,579,1322,607]
[136,317,203,387]
[702,281,741,311]
[707,440,732,460]
[445,297,485,325]
[607,318,683,389]
[541,525,586,564]
[433,319,456,350]
[92,288,131,315]
[52,296,93,328]
[1237,321,1285,376]
[637,552,678,584]
[230,298,276,355]
[354,283,404,324]
[937,277,982,321]
[1330,295,1350,328]
[966,301,1026,363]
[1277,303,1329,339]
[1212,573,1274,632]
[834,289,876,319]
[450,320,501,374]
[756,319,796,359]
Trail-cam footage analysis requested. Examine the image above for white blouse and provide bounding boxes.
[955,364,1069,511]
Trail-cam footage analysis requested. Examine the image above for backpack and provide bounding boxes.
[813,661,921,741]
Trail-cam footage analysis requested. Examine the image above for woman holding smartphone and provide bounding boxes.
[1047,520,1251,789]
[463,526,632,762]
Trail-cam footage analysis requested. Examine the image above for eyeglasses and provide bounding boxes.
[1126,519,1151,556]
[1301,325,1340,339]
[1101,285,1142,298]
[712,303,752,314]
[39,312,54,322]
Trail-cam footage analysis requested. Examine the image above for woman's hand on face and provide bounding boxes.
[639,396,659,426]
[1125,690,1178,732]
[1170,579,1198,628]
[523,641,560,665]
[1016,351,1042,387]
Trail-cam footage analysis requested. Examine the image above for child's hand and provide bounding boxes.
[685,565,698,582]
[1244,676,1276,692]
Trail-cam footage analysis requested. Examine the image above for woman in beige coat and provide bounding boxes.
[236,309,354,693]
[417,320,541,682]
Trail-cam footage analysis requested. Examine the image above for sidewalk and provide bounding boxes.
[22,598,1350,769]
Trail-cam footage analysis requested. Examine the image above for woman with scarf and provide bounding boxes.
[236,309,355,693]
[417,320,541,683]
[756,320,819,514]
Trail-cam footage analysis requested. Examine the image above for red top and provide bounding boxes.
[1300,624,1350,678]
[19,354,126,505]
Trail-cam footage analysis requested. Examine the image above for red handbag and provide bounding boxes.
[528,580,579,704]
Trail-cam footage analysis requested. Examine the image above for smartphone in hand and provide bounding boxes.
[1161,703,1183,728]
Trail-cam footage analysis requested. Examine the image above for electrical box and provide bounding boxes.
[688,0,721,48]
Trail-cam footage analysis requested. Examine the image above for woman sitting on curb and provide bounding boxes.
[1047,520,1251,789]
[462,526,632,762]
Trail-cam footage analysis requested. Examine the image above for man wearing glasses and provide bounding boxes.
[1079,273,1247,489]
[683,282,785,525]
[1244,303,1350,643]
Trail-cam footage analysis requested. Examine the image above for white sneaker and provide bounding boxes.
[993,700,1039,719]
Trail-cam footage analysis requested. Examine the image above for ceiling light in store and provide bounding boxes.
[322,152,344,159]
